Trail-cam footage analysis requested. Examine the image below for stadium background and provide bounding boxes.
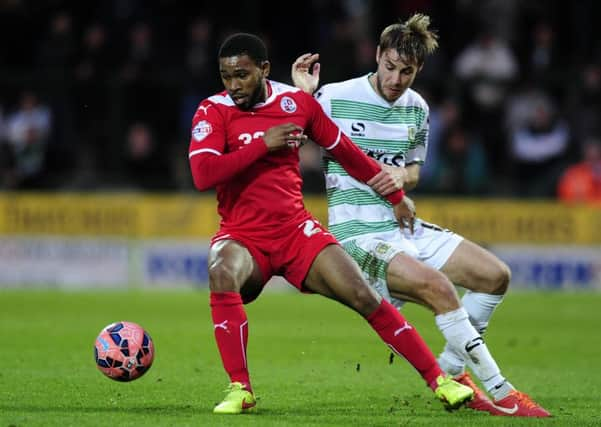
[0,0,600,291]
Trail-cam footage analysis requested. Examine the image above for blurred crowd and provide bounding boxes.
[0,0,600,202]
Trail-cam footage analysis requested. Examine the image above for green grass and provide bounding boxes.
[1,289,600,426]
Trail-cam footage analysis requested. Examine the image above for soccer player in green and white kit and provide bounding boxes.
[292,13,550,417]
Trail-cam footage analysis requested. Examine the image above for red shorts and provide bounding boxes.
[211,215,338,290]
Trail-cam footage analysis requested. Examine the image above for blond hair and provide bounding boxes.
[379,13,439,65]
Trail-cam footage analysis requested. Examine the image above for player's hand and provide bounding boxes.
[368,164,408,196]
[291,53,320,94]
[262,123,308,152]
[393,196,416,234]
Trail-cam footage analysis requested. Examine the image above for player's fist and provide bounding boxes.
[263,123,307,152]
[368,164,408,196]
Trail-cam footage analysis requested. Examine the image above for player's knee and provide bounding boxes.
[208,262,241,292]
[346,282,380,315]
[418,273,460,313]
[492,261,511,295]
[468,258,511,295]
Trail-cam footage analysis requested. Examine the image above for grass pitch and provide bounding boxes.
[1,289,599,426]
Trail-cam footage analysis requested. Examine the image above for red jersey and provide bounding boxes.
[188,80,403,238]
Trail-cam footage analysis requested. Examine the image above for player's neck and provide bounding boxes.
[251,80,272,108]
[262,80,272,102]
[368,73,393,106]
[368,73,377,93]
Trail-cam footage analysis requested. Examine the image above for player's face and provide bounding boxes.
[219,54,270,111]
[374,47,422,103]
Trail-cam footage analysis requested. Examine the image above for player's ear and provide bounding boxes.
[260,60,270,78]
[375,45,381,64]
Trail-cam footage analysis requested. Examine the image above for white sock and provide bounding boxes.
[462,291,504,334]
[490,379,515,401]
[462,292,515,398]
[435,307,506,392]
[437,342,465,376]
[439,292,505,373]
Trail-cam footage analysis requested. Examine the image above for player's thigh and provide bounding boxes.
[208,239,263,294]
[408,220,462,270]
[303,244,380,316]
[440,239,510,295]
[387,252,460,313]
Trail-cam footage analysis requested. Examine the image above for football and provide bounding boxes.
[94,321,155,382]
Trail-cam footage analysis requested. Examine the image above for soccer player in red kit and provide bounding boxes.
[188,32,473,415]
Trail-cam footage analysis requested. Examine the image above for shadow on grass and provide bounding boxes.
[0,403,199,414]
[0,399,449,417]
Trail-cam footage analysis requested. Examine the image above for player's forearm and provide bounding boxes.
[326,131,404,204]
[189,142,268,190]
[403,164,421,191]
[294,78,316,94]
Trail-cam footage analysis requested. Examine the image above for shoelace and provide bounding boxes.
[512,391,539,409]
[457,373,477,388]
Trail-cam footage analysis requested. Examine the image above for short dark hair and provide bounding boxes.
[218,32,268,64]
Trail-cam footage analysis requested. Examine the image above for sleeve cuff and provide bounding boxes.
[385,189,405,205]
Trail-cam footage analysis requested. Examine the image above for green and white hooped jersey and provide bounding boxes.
[315,74,429,243]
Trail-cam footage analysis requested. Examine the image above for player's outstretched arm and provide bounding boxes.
[304,94,405,204]
[304,93,415,231]
[291,53,320,94]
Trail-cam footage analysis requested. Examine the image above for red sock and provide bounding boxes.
[210,291,251,391]
[367,299,443,390]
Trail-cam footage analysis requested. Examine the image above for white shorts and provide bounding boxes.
[341,218,463,309]
[403,218,464,270]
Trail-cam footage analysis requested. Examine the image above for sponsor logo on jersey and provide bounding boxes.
[365,149,405,167]
[192,120,213,142]
[408,125,417,141]
[350,122,366,137]
[280,96,297,113]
